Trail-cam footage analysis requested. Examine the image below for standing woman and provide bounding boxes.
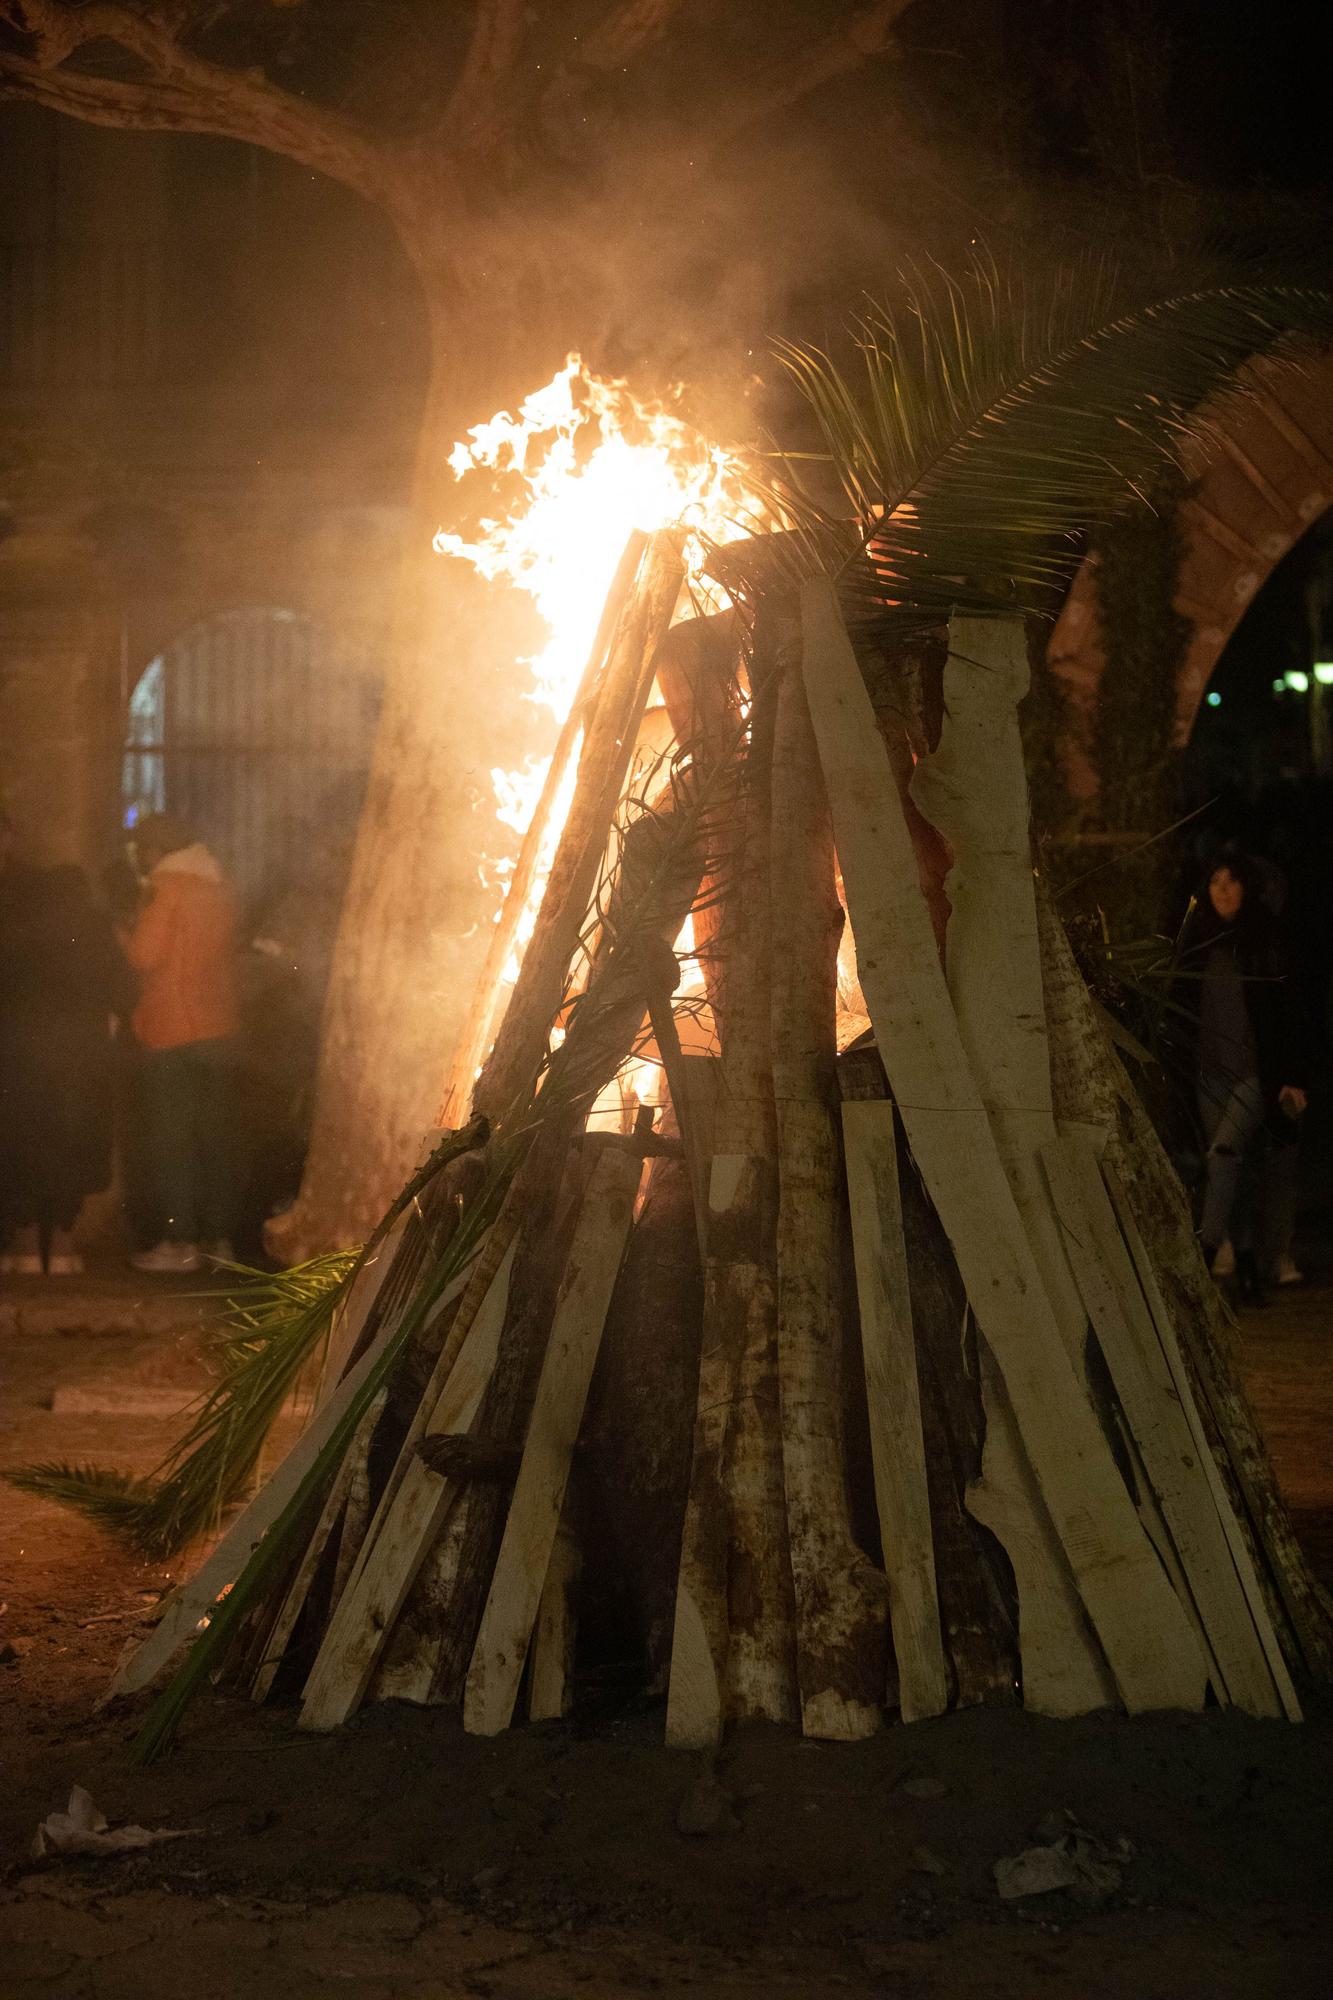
[1179,854,1310,1300]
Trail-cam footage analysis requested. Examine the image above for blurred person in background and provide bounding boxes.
[1179,853,1312,1302]
[125,813,240,1273]
[0,854,132,1275]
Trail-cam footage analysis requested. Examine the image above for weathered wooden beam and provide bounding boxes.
[296,1240,518,1731]
[464,1144,645,1734]
[839,1080,948,1724]
[799,577,1207,1714]
[772,663,886,1739]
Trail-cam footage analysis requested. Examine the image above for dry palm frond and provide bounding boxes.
[723,254,1333,631]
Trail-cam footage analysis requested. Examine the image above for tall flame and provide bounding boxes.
[435,355,751,982]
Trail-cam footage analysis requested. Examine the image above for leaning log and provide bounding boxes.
[770,660,887,1738]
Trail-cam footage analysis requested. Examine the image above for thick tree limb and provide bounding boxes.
[580,0,686,72]
[0,0,394,203]
[443,0,525,154]
[723,0,913,144]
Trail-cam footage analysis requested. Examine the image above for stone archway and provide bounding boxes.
[1047,347,1333,804]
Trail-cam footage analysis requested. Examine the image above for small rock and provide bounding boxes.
[910,1845,947,1876]
[676,1769,740,1837]
[0,1640,18,1666]
[900,1775,949,1800]
[994,1845,1079,1900]
[471,1864,510,1896]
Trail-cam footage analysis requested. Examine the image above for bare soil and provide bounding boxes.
[2,1259,1331,1997]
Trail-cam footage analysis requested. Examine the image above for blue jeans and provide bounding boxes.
[1198,1071,1265,1251]
[141,1039,239,1245]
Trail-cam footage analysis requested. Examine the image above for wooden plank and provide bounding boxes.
[297,1239,518,1731]
[966,1346,1113,1715]
[317,1214,409,1405]
[799,576,1207,1714]
[840,1097,949,1723]
[1041,1134,1282,1715]
[250,1389,387,1704]
[528,1509,581,1722]
[1102,1164,1303,1723]
[104,1251,482,1704]
[463,1146,645,1735]
[910,613,1117,1716]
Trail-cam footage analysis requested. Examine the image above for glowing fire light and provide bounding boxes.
[435,354,746,732]
[434,357,753,1100]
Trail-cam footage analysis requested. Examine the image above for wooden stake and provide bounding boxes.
[910,613,1117,1717]
[1036,882,1333,1686]
[296,1239,518,1731]
[771,662,886,1739]
[667,659,798,1746]
[473,535,684,1124]
[102,1249,483,1703]
[464,1144,645,1734]
[439,531,650,1127]
[528,1508,581,1721]
[799,577,1207,1714]
[1042,1134,1286,1716]
[839,1089,949,1723]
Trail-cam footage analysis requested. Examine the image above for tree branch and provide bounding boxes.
[579,0,686,73]
[724,0,914,143]
[441,0,525,155]
[0,0,395,204]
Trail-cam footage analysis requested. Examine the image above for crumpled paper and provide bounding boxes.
[32,1786,201,1861]
[994,1810,1134,1904]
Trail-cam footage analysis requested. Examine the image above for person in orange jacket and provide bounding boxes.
[125,812,240,1273]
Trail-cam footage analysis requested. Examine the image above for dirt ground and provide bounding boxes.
[1,1259,1331,1998]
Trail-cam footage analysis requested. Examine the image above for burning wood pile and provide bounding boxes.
[109,527,1332,1752]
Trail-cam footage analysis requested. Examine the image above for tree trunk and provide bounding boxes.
[268,277,572,1259]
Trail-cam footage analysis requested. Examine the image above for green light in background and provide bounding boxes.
[1206,690,1222,707]
[1273,678,1287,694]
[1285,669,1310,693]
[1314,662,1333,686]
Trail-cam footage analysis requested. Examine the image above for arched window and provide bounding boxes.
[121,607,380,906]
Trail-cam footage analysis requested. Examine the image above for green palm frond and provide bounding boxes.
[5,1251,357,1560]
[733,254,1333,628]
[9,1463,156,1530]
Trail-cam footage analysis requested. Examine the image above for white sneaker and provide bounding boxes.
[131,1241,202,1274]
[1211,1239,1236,1279]
[1275,1255,1305,1287]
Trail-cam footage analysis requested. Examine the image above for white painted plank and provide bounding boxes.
[911,613,1118,1715]
[463,1147,645,1735]
[841,1098,949,1723]
[799,577,1207,1714]
[297,1239,518,1731]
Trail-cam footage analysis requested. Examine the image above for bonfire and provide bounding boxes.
[24,261,1333,1757]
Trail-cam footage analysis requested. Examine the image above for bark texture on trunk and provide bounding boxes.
[770,665,886,1738]
[667,661,798,1745]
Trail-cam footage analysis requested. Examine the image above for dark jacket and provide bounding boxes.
[1176,865,1313,1106]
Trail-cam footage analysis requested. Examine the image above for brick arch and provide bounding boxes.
[1046,347,1333,802]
